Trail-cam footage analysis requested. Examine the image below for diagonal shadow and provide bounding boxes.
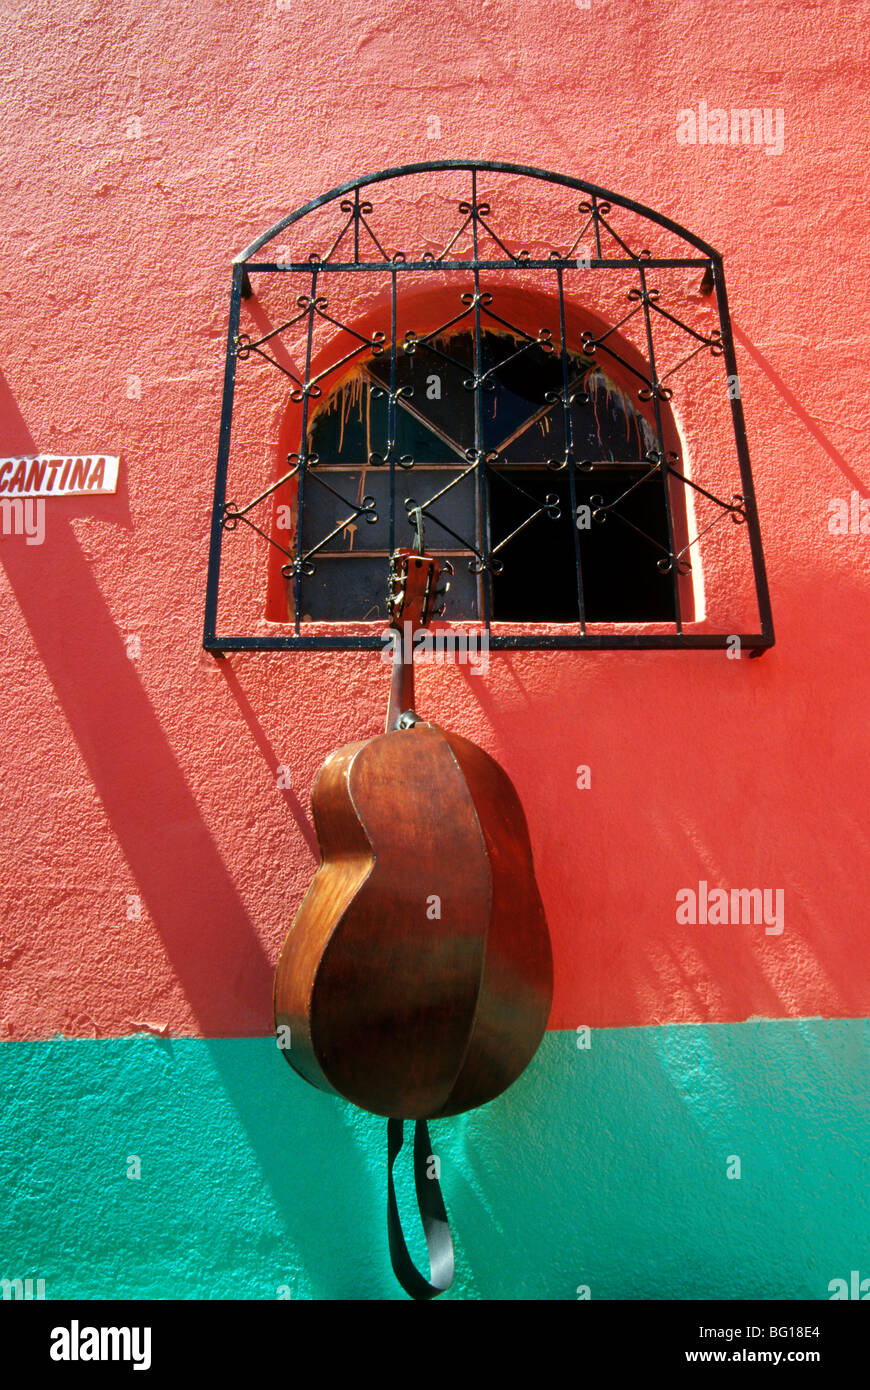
[243,296,307,381]
[0,366,272,1036]
[733,321,866,494]
[219,661,319,859]
[0,366,449,1296]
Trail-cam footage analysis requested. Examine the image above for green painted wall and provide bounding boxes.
[2,1020,867,1300]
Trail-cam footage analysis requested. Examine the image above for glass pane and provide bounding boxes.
[299,467,478,555]
[296,554,479,622]
[300,330,675,624]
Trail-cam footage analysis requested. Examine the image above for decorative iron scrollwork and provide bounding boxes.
[204,162,773,655]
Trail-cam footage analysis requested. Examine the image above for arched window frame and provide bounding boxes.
[204,161,774,655]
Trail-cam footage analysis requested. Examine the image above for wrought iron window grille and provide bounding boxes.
[204,161,774,655]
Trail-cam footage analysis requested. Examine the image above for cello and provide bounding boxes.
[274,520,553,1298]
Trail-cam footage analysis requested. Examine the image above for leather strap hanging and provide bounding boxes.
[275,538,551,1298]
[386,1119,455,1300]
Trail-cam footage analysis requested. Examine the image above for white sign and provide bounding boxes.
[0,455,120,497]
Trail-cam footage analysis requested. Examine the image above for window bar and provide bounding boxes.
[565,204,596,263]
[411,507,484,567]
[636,261,683,632]
[388,267,398,555]
[556,264,586,631]
[590,342,655,397]
[708,257,775,649]
[208,164,773,654]
[293,266,321,634]
[590,197,603,263]
[204,260,245,653]
[470,169,493,634]
[246,255,710,276]
[596,204,645,262]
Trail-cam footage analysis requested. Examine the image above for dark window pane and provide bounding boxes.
[488,468,675,622]
[300,327,678,624]
[576,469,675,621]
[300,467,478,555]
[488,469,579,622]
[297,554,478,623]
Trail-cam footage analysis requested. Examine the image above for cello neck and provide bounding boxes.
[386,624,414,732]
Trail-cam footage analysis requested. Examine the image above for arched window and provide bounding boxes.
[205,163,773,654]
[265,297,690,626]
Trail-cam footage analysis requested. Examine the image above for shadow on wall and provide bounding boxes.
[1,1022,866,1299]
[0,369,385,1299]
[3,331,869,1038]
[453,599,869,1031]
[0,367,273,1036]
[2,334,868,1298]
[732,322,866,495]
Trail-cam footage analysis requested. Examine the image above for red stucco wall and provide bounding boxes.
[1,0,867,1041]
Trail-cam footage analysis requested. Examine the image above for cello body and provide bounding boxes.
[273,717,553,1120]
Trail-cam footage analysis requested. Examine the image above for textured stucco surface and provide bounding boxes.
[0,0,867,1305]
[1,1022,868,1301]
[0,0,868,1038]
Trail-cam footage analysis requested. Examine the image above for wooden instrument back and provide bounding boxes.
[274,718,552,1119]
